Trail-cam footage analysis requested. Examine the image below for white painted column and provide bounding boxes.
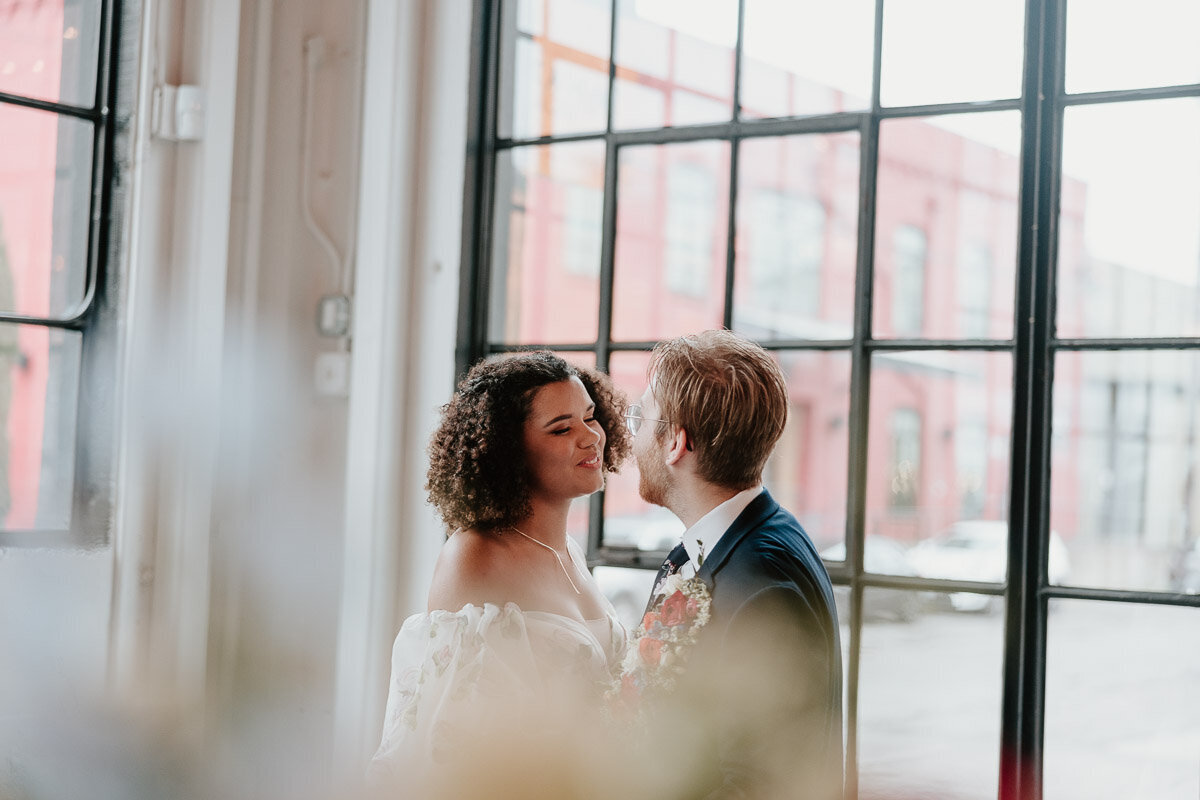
[108,0,243,720]
[332,0,473,777]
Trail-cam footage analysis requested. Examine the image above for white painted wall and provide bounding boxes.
[333,0,473,774]
[1,0,471,795]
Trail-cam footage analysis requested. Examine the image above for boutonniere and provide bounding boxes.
[607,543,712,720]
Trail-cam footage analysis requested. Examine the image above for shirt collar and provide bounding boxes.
[682,485,764,568]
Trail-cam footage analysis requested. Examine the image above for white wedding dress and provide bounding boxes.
[367,542,628,793]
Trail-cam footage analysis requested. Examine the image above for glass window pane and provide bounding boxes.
[605,348,848,552]
[613,0,736,130]
[611,141,729,341]
[857,589,1004,798]
[553,350,596,371]
[880,0,1023,107]
[498,0,612,139]
[766,350,851,552]
[958,240,992,338]
[489,142,605,344]
[874,113,1021,339]
[866,352,1014,567]
[733,133,859,342]
[0,324,80,531]
[1065,0,1200,95]
[1052,350,1200,594]
[1044,600,1200,799]
[612,77,666,130]
[0,105,94,319]
[740,0,872,119]
[825,558,925,622]
[891,227,927,337]
[594,565,659,629]
[1057,99,1200,339]
[603,351,673,547]
[0,1,101,107]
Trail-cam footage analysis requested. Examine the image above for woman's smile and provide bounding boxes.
[577,451,601,469]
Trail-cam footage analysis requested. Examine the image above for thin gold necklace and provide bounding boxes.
[510,526,582,595]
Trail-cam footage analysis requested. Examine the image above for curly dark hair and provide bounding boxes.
[426,351,631,533]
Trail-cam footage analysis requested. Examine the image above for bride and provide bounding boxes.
[367,351,631,797]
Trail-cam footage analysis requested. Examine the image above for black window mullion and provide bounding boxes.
[588,0,622,557]
[589,135,620,554]
[1000,0,1060,797]
[0,314,87,330]
[720,0,746,330]
[498,111,867,150]
[721,137,739,330]
[876,97,1022,119]
[1022,0,1069,792]
[842,111,880,800]
[1046,583,1200,607]
[731,0,745,121]
[604,0,617,136]
[91,0,118,118]
[72,106,108,324]
[0,91,102,121]
[457,0,503,378]
[1056,336,1200,349]
[1061,82,1200,107]
[843,0,886,793]
[69,0,123,542]
[90,0,120,300]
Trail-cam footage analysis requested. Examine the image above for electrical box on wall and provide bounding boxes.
[151,84,205,141]
[317,294,352,338]
[314,351,351,398]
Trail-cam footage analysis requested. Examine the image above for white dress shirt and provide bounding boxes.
[678,486,764,578]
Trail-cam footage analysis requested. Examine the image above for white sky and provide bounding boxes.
[633,0,1200,285]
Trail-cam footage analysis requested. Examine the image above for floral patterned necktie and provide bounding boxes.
[644,541,690,616]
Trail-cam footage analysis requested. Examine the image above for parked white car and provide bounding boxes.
[909,520,1071,612]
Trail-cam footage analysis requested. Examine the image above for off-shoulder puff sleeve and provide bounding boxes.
[367,603,618,791]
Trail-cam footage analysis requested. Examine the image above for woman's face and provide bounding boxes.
[521,376,606,502]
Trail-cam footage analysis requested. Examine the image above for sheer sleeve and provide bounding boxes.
[366,603,617,792]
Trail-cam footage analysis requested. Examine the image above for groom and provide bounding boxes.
[629,329,843,800]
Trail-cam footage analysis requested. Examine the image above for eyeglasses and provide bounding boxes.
[623,404,667,436]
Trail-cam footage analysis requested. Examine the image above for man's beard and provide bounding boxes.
[636,437,672,507]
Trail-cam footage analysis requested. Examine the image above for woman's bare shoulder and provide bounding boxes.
[426,528,519,612]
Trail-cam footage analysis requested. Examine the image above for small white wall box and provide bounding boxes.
[317,294,352,338]
[315,351,351,398]
[152,84,205,141]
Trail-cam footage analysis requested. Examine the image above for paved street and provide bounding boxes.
[851,598,1200,800]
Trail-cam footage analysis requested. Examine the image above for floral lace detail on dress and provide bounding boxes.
[367,601,627,789]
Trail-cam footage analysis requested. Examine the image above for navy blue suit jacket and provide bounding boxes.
[674,489,844,800]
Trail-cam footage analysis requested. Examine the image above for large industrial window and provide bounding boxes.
[0,0,122,545]
[461,1,1200,798]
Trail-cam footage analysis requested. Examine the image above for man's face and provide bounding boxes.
[633,384,672,507]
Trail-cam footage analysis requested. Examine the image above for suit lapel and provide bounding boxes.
[696,489,779,586]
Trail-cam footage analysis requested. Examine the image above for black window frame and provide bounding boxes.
[0,0,125,547]
[458,2,1200,798]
